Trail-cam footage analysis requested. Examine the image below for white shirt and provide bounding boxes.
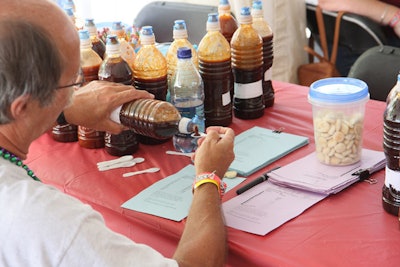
[0,159,178,267]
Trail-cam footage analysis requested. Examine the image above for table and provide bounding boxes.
[26,81,400,266]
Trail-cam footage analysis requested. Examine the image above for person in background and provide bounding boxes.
[318,0,400,44]
[0,0,235,266]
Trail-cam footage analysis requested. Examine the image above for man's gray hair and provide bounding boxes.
[0,19,62,124]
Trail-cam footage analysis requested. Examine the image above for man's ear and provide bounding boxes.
[9,95,31,120]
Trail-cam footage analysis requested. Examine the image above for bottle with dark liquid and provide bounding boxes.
[98,35,138,156]
[383,73,400,216]
[77,30,105,149]
[197,13,232,127]
[133,26,168,144]
[218,0,238,44]
[84,18,106,59]
[231,6,264,119]
[251,0,274,108]
[110,99,197,139]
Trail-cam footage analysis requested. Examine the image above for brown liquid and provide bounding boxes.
[232,67,264,119]
[219,14,238,44]
[199,59,233,127]
[132,76,169,144]
[119,99,182,141]
[78,64,105,149]
[99,59,137,156]
[261,35,274,108]
[104,130,138,156]
[51,124,78,142]
[383,114,400,216]
[92,39,106,59]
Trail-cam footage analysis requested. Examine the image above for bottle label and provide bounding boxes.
[222,91,231,106]
[234,80,263,99]
[385,167,400,190]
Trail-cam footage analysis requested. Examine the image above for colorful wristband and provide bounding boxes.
[193,172,227,198]
[389,9,400,27]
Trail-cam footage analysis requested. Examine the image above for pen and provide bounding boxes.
[236,166,281,195]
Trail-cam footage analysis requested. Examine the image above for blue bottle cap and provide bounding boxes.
[141,26,154,36]
[208,13,219,23]
[78,29,90,40]
[112,21,123,31]
[220,0,229,5]
[173,20,187,31]
[240,6,251,16]
[177,47,192,59]
[252,0,263,10]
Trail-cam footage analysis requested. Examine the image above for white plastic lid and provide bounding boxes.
[238,7,252,24]
[110,105,122,124]
[308,77,369,105]
[178,117,192,134]
[207,13,220,31]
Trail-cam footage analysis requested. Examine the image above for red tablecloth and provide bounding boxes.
[26,81,400,267]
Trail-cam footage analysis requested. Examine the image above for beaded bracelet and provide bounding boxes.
[389,9,400,27]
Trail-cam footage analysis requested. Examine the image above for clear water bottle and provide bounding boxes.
[382,73,400,216]
[197,13,233,127]
[166,20,198,96]
[170,47,205,153]
[251,0,275,108]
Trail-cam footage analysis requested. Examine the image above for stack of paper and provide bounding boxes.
[268,149,385,195]
[228,126,309,176]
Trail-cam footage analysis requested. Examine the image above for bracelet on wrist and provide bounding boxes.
[389,9,400,28]
[193,172,227,198]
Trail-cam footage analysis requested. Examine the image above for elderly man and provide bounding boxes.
[0,0,235,266]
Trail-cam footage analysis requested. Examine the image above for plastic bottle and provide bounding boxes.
[84,18,106,59]
[110,99,197,139]
[218,0,238,44]
[382,73,400,216]
[230,6,264,119]
[110,21,135,71]
[165,20,198,95]
[76,30,105,149]
[98,35,137,156]
[251,0,275,108]
[197,13,232,127]
[170,47,205,153]
[133,26,168,100]
[133,25,168,145]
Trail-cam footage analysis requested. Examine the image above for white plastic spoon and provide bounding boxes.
[97,157,145,171]
[123,167,160,177]
[97,155,134,167]
[165,151,194,157]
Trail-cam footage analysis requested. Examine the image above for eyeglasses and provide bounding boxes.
[56,70,85,90]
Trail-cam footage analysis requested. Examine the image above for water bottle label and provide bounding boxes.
[222,91,231,106]
[234,80,263,99]
[176,104,205,132]
[264,69,272,81]
[385,167,400,190]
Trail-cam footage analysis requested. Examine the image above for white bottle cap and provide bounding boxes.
[110,105,122,124]
[178,117,193,134]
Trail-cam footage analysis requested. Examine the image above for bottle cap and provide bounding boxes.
[84,18,97,36]
[173,20,188,39]
[110,105,123,124]
[207,13,221,31]
[105,35,120,55]
[177,47,192,59]
[218,0,230,13]
[251,0,263,18]
[140,26,156,45]
[238,7,252,24]
[178,117,193,134]
[78,29,92,48]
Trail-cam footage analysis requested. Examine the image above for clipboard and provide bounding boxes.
[228,126,309,176]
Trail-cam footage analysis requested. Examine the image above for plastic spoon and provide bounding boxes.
[123,167,160,177]
[97,155,134,167]
[97,157,145,171]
